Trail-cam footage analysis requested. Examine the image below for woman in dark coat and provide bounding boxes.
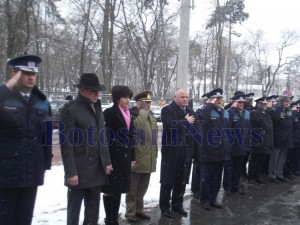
[102,85,136,225]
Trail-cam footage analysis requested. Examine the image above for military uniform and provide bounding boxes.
[126,91,158,221]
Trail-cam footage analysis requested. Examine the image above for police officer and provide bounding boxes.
[0,55,52,225]
[240,92,255,178]
[268,95,293,183]
[198,88,230,210]
[248,97,273,184]
[192,93,208,199]
[223,94,250,195]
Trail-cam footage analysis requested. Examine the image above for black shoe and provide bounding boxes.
[269,178,279,183]
[172,207,188,217]
[225,191,232,196]
[285,175,294,180]
[232,189,245,195]
[210,202,222,209]
[248,179,257,185]
[202,203,211,211]
[255,179,266,184]
[162,210,173,218]
[136,212,151,220]
[277,177,288,182]
[293,172,300,177]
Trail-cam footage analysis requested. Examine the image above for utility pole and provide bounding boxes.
[177,0,191,90]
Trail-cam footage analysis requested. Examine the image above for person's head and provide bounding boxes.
[74,73,105,104]
[255,97,268,111]
[201,93,208,104]
[133,90,152,111]
[245,93,255,106]
[111,85,133,109]
[278,96,291,109]
[7,55,42,93]
[266,95,278,108]
[231,94,245,111]
[206,88,223,109]
[174,89,189,108]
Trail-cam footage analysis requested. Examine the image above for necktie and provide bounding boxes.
[24,95,29,102]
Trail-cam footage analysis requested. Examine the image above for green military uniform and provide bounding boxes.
[126,91,158,221]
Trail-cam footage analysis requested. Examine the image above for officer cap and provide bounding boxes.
[234,91,245,96]
[7,55,42,73]
[255,97,268,104]
[133,90,152,102]
[245,93,255,99]
[266,95,278,101]
[207,88,223,98]
[201,93,208,100]
[231,94,246,102]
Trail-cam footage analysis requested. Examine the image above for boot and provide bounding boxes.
[103,195,114,225]
[112,194,121,225]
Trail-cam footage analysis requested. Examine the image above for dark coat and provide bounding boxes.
[160,101,196,184]
[250,108,273,154]
[101,104,135,194]
[268,104,294,148]
[292,110,300,147]
[198,103,230,162]
[227,107,251,157]
[0,85,52,188]
[60,94,111,189]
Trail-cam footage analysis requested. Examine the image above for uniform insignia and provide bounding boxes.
[28,61,35,67]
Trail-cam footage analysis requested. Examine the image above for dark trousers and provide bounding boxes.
[200,161,223,205]
[248,153,265,180]
[295,147,300,172]
[191,161,201,195]
[67,187,101,225]
[0,186,38,225]
[159,183,186,212]
[241,152,250,176]
[284,148,296,176]
[261,154,270,175]
[223,160,232,192]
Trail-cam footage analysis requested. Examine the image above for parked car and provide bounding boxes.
[151,105,162,122]
[50,99,69,127]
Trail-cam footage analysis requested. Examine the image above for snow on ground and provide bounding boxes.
[32,153,191,225]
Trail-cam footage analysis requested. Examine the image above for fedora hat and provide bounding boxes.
[74,73,106,92]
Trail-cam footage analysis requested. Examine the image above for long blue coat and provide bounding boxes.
[0,85,52,188]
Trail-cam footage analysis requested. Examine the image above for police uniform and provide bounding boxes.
[241,93,255,177]
[191,93,208,198]
[223,94,250,194]
[0,55,52,225]
[248,97,273,183]
[198,88,230,210]
[268,95,294,182]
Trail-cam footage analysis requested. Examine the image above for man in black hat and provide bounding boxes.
[125,91,158,222]
[0,55,52,225]
[59,73,112,225]
[248,97,273,184]
[268,95,293,183]
[266,95,278,109]
[198,88,230,210]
